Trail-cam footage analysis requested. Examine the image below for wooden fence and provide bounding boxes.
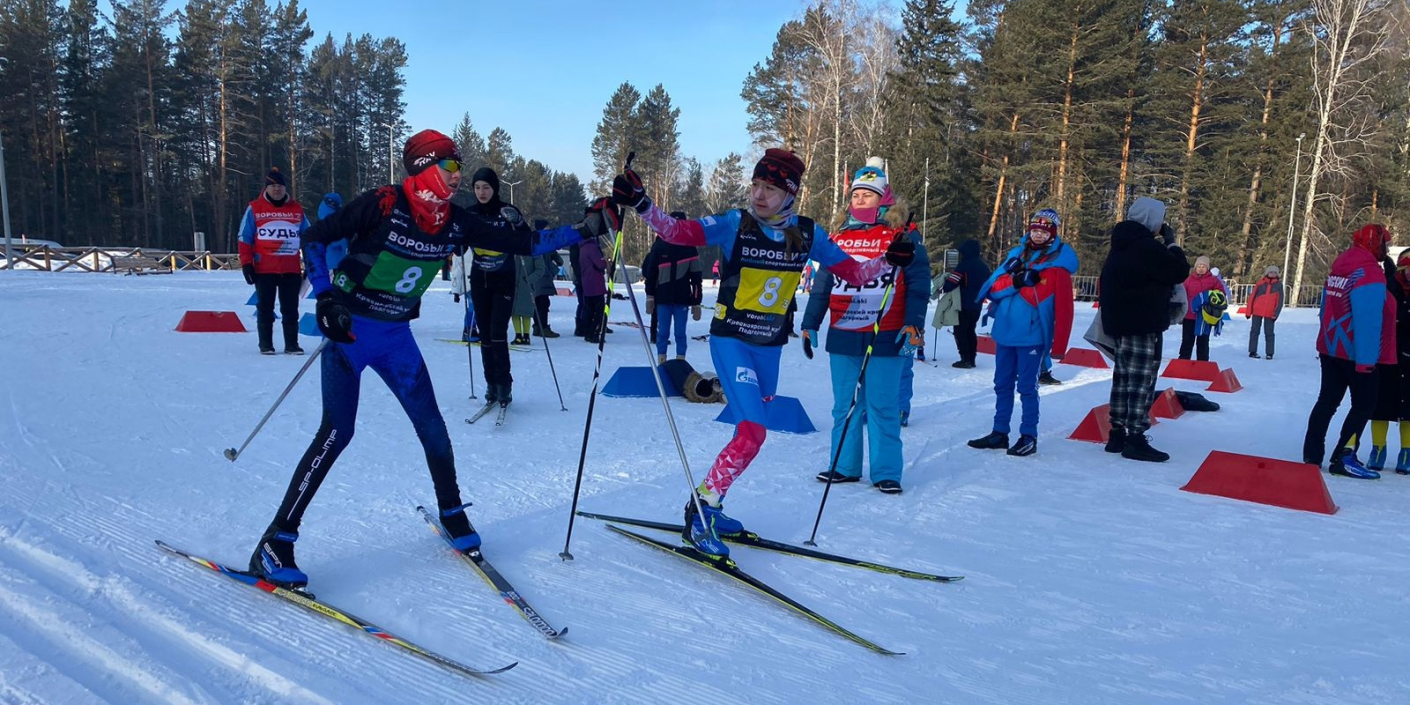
[0,245,240,273]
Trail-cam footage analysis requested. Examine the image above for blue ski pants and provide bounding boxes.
[655,304,689,357]
[993,343,1043,438]
[828,353,904,484]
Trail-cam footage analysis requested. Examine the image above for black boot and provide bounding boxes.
[815,469,861,483]
[1121,433,1170,462]
[952,360,976,369]
[283,320,302,353]
[258,319,275,355]
[249,526,308,588]
[1038,370,1061,386]
[968,431,1010,450]
[1105,426,1127,454]
[485,383,499,404]
[497,382,512,405]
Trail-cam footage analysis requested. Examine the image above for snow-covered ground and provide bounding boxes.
[1,271,1408,704]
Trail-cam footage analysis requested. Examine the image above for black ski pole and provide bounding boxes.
[522,257,567,411]
[560,151,633,561]
[463,285,477,400]
[225,338,331,461]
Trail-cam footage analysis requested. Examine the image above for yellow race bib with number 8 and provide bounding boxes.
[735,268,801,314]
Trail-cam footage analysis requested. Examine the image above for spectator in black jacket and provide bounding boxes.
[644,211,705,363]
[942,239,990,368]
[1099,196,1191,463]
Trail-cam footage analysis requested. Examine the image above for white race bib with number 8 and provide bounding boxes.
[395,266,423,293]
[758,276,783,308]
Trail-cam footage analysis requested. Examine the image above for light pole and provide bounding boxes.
[1,126,12,269]
[502,178,523,204]
[1282,133,1305,306]
[379,122,395,184]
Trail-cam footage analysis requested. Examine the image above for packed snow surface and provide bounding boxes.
[1,271,1407,704]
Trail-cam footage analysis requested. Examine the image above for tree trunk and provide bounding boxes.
[1115,89,1134,220]
[1056,14,1080,217]
[146,41,164,246]
[1177,33,1210,245]
[985,111,1022,246]
[1236,23,1285,278]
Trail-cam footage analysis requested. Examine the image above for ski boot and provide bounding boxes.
[497,382,512,406]
[967,431,1009,450]
[1397,449,1410,475]
[249,527,309,589]
[1368,445,1388,471]
[1329,449,1380,479]
[900,410,910,428]
[285,343,305,355]
[682,498,731,560]
[1038,371,1061,386]
[440,504,482,552]
[1007,435,1038,456]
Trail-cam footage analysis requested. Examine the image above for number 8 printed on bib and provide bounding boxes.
[363,252,442,298]
[736,267,800,314]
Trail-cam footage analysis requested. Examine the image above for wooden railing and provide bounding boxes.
[0,245,241,273]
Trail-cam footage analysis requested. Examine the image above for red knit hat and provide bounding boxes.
[402,129,460,176]
[752,148,806,195]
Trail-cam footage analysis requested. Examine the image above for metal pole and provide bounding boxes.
[1,127,12,268]
[922,156,930,239]
[1281,133,1304,307]
[503,179,522,205]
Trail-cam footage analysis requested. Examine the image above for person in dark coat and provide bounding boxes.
[1099,197,1191,462]
[942,239,990,368]
[643,210,705,362]
[531,219,562,338]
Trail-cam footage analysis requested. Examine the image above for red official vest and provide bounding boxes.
[245,195,305,274]
[827,223,906,332]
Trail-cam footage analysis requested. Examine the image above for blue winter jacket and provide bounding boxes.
[977,239,1079,350]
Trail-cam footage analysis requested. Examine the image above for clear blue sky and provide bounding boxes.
[292,0,822,183]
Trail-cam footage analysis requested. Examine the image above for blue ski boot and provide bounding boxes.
[1368,445,1388,471]
[250,527,309,588]
[682,497,731,560]
[1397,449,1410,475]
[440,504,482,552]
[1329,449,1380,480]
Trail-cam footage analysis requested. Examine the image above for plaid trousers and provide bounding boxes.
[1110,333,1163,434]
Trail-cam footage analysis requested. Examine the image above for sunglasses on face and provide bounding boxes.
[438,159,462,173]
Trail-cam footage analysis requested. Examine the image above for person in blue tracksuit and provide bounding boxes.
[967,209,1077,456]
[802,160,930,494]
[247,129,617,589]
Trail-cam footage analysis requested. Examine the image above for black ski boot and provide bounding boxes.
[1121,434,1170,462]
[1105,426,1127,454]
[439,504,482,552]
[497,382,513,405]
[1038,371,1062,386]
[815,469,861,483]
[967,431,1009,450]
[1007,435,1038,456]
[249,526,309,588]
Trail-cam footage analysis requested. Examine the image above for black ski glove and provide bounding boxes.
[315,291,356,343]
[580,197,623,239]
[242,264,256,285]
[611,170,650,213]
[1160,223,1177,246]
[884,238,915,267]
[1013,269,1041,288]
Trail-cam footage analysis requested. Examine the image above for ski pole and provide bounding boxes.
[224,338,330,461]
[523,257,567,411]
[806,225,911,546]
[610,226,712,545]
[464,289,477,400]
[560,151,633,561]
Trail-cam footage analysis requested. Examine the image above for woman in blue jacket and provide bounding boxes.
[801,161,929,494]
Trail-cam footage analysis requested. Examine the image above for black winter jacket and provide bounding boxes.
[1099,220,1191,336]
[942,239,991,313]
[642,239,703,306]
